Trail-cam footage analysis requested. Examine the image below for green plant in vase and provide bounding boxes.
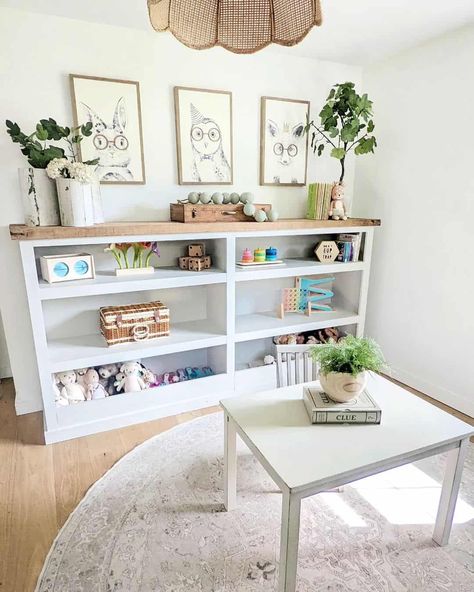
[311,335,385,403]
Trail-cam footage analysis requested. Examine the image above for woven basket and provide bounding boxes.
[148,0,323,54]
[100,301,170,346]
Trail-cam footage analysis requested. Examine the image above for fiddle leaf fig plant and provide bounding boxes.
[305,82,377,182]
[5,118,99,168]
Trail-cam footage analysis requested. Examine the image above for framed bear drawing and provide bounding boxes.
[174,86,233,185]
[260,96,310,186]
[70,74,146,185]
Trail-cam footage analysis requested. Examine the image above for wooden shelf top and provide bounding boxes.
[9,218,381,240]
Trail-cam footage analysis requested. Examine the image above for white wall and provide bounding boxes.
[355,26,474,417]
[0,7,361,413]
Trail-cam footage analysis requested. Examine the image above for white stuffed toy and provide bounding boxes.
[97,363,119,395]
[75,367,90,388]
[56,371,86,405]
[115,361,146,393]
[83,368,108,400]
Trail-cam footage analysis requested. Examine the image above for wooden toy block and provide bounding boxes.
[188,257,205,271]
[179,256,190,270]
[188,243,205,257]
[202,255,211,269]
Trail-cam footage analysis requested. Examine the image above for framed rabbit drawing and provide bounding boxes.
[174,86,233,185]
[70,74,146,184]
[260,96,310,186]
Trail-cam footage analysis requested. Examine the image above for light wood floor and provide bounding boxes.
[0,378,472,592]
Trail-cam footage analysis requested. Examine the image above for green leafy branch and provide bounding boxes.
[311,335,386,377]
[305,82,377,182]
[6,118,99,169]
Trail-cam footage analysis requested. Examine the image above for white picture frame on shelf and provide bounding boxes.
[174,86,233,185]
[70,74,146,185]
[260,96,310,187]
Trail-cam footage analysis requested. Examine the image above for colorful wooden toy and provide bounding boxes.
[266,247,278,261]
[254,248,266,262]
[40,253,95,284]
[241,248,254,263]
[295,276,334,312]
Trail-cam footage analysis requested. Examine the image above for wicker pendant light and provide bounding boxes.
[147,0,323,54]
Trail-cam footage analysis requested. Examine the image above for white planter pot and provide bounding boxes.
[115,267,155,277]
[18,167,60,227]
[56,178,95,227]
[91,177,104,224]
[320,371,368,403]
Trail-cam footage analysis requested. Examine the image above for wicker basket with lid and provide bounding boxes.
[100,301,170,346]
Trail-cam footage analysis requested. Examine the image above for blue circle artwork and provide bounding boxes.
[53,262,69,277]
[74,260,89,275]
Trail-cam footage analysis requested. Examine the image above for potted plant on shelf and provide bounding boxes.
[311,335,385,403]
[6,118,101,227]
[105,242,161,276]
[305,82,377,220]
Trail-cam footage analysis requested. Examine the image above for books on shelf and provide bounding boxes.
[336,233,362,262]
[306,182,333,220]
[303,386,381,424]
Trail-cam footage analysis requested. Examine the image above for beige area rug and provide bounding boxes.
[36,413,474,591]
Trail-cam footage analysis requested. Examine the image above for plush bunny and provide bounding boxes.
[115,362,146,393]
[97,364,119,395]
[56,371,86,405]
[83,368,108,400]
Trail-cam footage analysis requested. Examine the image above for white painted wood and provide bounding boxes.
[16,225,374,442]
[356,229,373,337]
[221,373,473,590]
[279,491,301,592]
[433,438,470,546]
[224,413,237,511]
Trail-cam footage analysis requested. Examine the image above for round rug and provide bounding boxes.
[37,413,474,592]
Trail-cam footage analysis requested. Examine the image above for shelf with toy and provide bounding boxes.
[38,267,227,300]
[46,319,227,372]
[235,258,365,281]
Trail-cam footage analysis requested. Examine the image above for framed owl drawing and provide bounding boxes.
[260,97,310,186]
[70,74,146,185]
[174,86,233,185]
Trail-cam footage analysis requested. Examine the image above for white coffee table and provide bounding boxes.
[220,373,473,592]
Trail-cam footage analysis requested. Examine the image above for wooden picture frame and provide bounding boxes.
[260,96,310,187]
[174,86,233,185]
[70,74,146,185]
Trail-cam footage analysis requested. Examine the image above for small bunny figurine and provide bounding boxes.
[329,182,348,221]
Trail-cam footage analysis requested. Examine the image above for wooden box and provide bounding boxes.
[100,301,170,346]
[170,202,271,223]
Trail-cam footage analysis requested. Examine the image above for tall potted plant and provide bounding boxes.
[305,82,377,219]
[311,335,385,403]
[6,118,99,227]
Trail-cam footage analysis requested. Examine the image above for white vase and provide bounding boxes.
[319,371,368,403]
[18,167,60,227]
[56,178,95,227]
[91,177,104,224]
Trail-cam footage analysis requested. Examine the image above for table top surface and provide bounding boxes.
[221,374,473,493]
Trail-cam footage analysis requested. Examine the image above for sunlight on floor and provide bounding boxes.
[349,464,474,526]
[320,493,367,527]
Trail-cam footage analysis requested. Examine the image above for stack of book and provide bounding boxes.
[303,387,381,424]
[306,183,333,220]
[336,233,362,262]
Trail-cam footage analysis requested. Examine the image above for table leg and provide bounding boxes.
[278,491,301,592]
[433,438,469,546]
[224,413,237,511]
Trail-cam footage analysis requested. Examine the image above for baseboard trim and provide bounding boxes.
[390,367,474,418]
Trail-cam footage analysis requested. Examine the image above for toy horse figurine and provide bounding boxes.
[329,182,348,220]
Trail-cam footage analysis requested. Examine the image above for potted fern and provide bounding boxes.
[311,335,385,403]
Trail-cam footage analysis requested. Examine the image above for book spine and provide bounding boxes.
[312,411,381,424]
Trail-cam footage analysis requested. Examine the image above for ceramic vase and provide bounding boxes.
[56,178,95,227]
[18,167,60,227]
[320,370,367,403]
[91,177,104,224]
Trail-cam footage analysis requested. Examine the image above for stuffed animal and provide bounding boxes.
[264,355,275,365]
[97,364,119,395]
[56,371,86,405]
[53,375,66,406]
[141,368,156,389]
[83,368,108,400]
[201,366,214,376]
[273,334,298,345]
[115,361,146,393]
[176,368,188,382]
[329,182,347,221]
[114,371,124,391]
[75,367,90,388]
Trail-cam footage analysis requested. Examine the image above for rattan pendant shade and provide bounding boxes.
[147,0,322,54]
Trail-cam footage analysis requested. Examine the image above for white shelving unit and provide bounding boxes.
[12,219,379,443]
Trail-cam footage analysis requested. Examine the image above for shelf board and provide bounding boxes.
[10,218,381,240]
[48,319,227,371]
[38,267,226,300]
[235,309,360,342]
[235,258,365,281]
